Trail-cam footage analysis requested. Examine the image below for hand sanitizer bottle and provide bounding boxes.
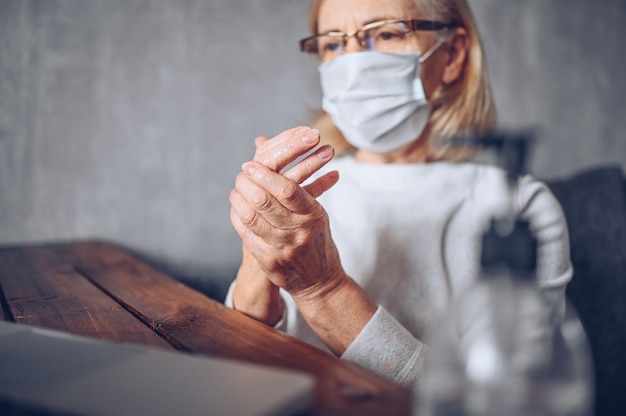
[416,132,594,416]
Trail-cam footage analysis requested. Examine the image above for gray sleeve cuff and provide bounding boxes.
[341,306,427,388]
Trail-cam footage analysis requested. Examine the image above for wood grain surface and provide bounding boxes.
[0,241,411,416]
[0,244,173,349]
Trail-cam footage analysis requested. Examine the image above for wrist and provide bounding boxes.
[290,267,348,306]
[232,261,284,326]
[292,273,377,356]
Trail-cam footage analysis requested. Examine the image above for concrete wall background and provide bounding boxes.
[1,0,624,296]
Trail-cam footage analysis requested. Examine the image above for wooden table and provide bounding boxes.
[0,241,411,416]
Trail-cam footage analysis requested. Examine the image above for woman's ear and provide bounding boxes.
[442,27,469,85]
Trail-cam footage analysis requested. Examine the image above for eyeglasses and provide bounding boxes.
[300,19,459,61]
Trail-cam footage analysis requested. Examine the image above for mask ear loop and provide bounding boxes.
[419,36,447,63]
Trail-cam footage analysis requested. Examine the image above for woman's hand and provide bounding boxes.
[250,126,340,198]
[230,127,377,355]
[232,159,343,298]
[230,127,339,325]
[230,127,341,297]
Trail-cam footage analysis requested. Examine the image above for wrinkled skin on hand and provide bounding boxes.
[230,127,378,356]
[229,126,344,300]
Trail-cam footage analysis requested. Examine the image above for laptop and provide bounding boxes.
[0,320,313,416]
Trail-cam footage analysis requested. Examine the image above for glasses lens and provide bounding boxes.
[363,22,410,52]
[315,35,344,60]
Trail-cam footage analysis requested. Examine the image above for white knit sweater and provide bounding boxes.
[227,155,572,387]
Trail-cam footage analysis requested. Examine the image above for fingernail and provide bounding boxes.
[241,161,255,174]
[317,144,333,160]
[302,128,320,144]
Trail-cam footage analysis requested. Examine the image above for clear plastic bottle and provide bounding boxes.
[416,219,594,416]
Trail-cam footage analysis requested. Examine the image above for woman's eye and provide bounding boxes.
[377,31,404,41]
[322,41,342,52]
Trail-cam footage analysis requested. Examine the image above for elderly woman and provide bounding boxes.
[227,0,572,388]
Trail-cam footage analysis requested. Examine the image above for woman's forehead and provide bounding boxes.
[317,0,422,33]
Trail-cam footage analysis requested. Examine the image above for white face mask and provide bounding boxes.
[320,48,438,154]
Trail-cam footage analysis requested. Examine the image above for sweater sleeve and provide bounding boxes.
[341,305,427,388]
[517,176,573,314]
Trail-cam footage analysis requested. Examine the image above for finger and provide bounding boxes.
[282,144,334,185]
[229,186,268,232]
[242,161,317,214]
[303,171,340,199]
[231,213,289,283]
[230,204,251,240]
[235,171,290,220]
[253,127,309,162]
[230,188,290,249]
[253,126,320,172]
[231,168,297,228]
[230,205,268,253]
[254,136,269,148]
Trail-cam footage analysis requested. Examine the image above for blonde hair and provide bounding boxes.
[307,0,497,161]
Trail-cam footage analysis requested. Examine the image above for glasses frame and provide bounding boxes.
[299,19,460,56]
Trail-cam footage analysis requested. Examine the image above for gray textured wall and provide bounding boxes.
[473,0,626,174]
[1,0,624,294]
